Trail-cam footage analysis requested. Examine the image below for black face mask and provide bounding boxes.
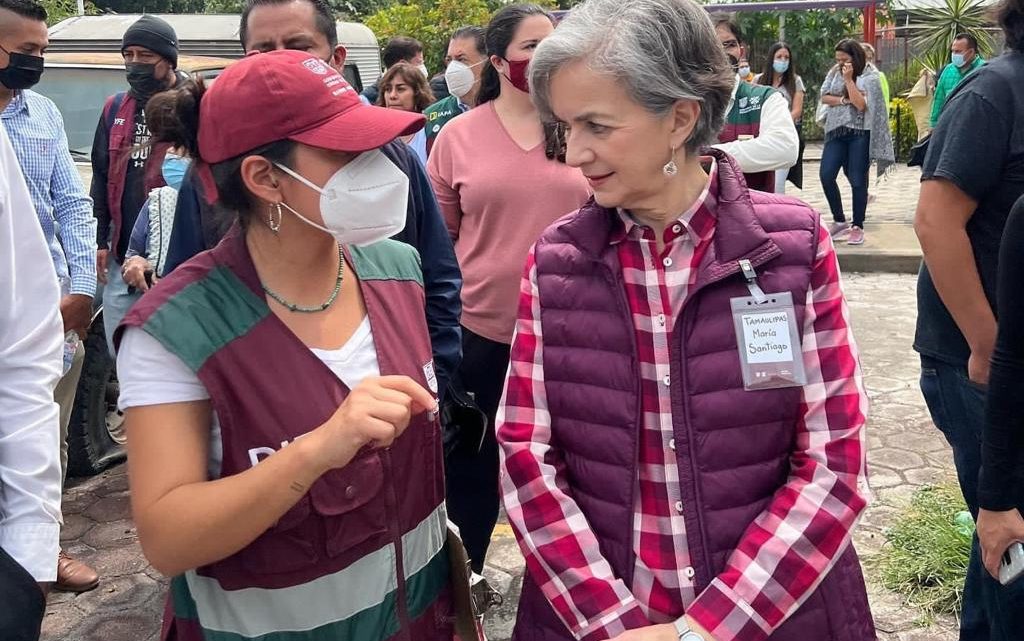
[0,45,43,90]
[126,62,166,98]
[727,53,740,69]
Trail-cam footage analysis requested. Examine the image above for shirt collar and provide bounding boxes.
[611,157,719,246]
[1,91,28,119]
[724,76,740,113]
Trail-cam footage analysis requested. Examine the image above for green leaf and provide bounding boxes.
[909,0,994,72]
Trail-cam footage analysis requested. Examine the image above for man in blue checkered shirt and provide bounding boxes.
[0,0,100,595]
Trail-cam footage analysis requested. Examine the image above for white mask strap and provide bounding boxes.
[274,162,325,196]
[278,200,334,236]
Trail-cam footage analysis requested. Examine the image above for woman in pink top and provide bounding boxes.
[427,3,591,574]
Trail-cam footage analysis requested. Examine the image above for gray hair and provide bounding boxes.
[530,0,734,152]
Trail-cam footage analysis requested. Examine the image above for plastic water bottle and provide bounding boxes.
[954,510,975,538]
[62,331,80,376]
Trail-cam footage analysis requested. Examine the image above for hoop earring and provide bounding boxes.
[268,202,282,233]
[663,145,679,177]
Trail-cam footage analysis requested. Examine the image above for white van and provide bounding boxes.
[47,13,382,92]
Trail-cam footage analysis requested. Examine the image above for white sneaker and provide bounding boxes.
[829,222,851,238]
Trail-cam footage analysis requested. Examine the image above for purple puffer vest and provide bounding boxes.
[513,150,874,641]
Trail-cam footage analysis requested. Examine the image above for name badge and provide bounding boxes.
[423,360,438,394]
[731,292,806,390]
[730,260,806,391]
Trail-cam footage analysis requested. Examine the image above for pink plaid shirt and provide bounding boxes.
[498,160,869,641]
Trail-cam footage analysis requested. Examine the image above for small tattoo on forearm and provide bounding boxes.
[290,480,306,494]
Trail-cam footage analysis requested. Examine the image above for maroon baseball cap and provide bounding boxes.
[198,50,425,164]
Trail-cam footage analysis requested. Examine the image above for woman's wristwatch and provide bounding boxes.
[674,618,705,641]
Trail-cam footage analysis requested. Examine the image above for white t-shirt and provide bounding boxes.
[117,317,379,478]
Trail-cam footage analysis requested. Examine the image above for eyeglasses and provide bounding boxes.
[721,40,740,49]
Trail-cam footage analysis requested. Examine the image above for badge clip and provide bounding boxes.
[738,259,769,304]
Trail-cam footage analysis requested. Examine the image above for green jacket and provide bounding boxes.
[878,70,891,116]
[930,55,985,127]
[423,95,469,154]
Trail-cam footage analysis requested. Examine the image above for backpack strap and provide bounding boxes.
[102,91,127,131]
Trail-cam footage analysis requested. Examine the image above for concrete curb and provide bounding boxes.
[836,250,921,275]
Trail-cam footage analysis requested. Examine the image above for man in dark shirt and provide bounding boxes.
[91,14,182,353]
[914,0,1024,633]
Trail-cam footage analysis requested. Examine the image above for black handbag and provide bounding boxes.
[908,133,931,167]
[440,377,488,458]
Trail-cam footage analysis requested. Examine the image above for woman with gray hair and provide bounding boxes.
[497,0,875,639]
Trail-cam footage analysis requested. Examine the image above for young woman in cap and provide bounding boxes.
[427,3,591,575]
[115,50,456,641]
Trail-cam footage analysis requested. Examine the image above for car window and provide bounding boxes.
[34,67,127,162]
[343,63,363,94]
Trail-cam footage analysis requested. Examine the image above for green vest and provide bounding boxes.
[726,82,776,126]
[719,83,779,192]
[423,95,467,152]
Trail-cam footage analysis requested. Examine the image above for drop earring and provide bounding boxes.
[268,202,282,233]
[663,145,679,177]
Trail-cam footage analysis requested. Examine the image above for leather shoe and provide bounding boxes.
[55,551,99,592]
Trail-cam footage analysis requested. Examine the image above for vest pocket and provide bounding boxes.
[309,452,388,557]
[232,496,316,576]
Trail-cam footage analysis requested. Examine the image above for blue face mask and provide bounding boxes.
[773,59,790,74]
[162,154,191,190]
[951,52,967,67]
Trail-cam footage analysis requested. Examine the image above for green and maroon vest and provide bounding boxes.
[718,82,778,193]
[116,227,453,641]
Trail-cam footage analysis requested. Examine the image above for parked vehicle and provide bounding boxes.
[47,13,382,92]
[33,52,235,476]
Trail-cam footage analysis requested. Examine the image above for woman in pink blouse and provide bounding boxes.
[427,3,591,574]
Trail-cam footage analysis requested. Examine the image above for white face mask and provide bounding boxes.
[445,59,484,98]
[274,149,409,247]
[417,63,429,79]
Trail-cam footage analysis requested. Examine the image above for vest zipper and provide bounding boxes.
[672,329,716,588]
[383,449,413,637]
[604,259,643,583]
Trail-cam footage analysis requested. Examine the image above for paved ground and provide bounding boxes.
[789,152,922,226]
[42,271,962,641]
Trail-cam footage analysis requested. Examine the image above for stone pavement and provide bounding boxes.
[44,273,960,641]
[793,145,922,226]
[790,156,925,274]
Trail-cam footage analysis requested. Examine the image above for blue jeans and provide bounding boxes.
[820,129,870,228]
[102,258,141,357]
[919,356,1024,640]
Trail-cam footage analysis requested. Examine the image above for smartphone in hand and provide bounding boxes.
[999,542,1024,586]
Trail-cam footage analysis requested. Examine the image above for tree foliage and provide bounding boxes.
[735,6,864,100]
[203,0,243,12]
[39,0,99,23]
[365,0,490,73]
[910,0,994,73]
[92,0,205,11]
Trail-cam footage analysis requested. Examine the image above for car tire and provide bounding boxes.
[67,313,125,477]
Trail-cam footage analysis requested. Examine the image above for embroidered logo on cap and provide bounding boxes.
[302,58,331,75]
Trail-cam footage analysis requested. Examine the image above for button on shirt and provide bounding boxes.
[1,90,96,296]
[614,163,718,622]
